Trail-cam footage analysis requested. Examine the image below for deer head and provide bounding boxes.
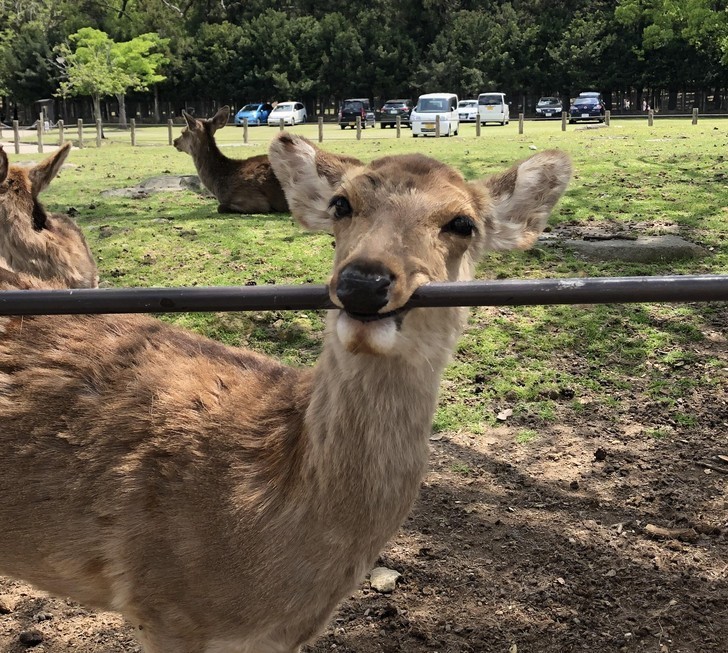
[270,133,571,356]
[173,106,230,155]
[0,143,98,288]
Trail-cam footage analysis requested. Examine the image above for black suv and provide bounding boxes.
[379,99,413,128]
[339,98,376,129]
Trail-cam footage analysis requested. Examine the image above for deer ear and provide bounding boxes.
[29,142,71,197]
[268,132,363,232]
[210,106,230,131]
[473,150,572,251]
[182,110,198,130]
[0,146,7,184]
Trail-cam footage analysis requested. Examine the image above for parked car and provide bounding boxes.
[379,99,413,128]
[569,96,605,123]
[267,102,307,126]
[339,98,376,129]
[410,93,459,137]
[478,92,510,125]
[234,103,273,126]
[535,96,563,118]
[457,99,479,122]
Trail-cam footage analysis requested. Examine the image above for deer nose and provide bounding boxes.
[336,262,393,314]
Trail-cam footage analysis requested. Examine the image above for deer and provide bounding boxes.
[173,106,289,214]
[0,143,98,289]
[0,132,571,653]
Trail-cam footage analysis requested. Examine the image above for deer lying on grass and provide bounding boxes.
[0,143,98,288]
[173,106,289,214]
[0,132,571,653]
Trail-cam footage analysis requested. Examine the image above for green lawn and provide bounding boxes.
[14,118,728,432]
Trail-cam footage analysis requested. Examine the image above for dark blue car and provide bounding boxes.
[234,103,273,126]
[568,97,605,123]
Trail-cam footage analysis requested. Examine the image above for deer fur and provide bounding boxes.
[173,106,289,214]
[0,143,98,288]
[0,132,571,653]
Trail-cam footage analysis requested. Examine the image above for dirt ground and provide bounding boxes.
[1,307,726,653]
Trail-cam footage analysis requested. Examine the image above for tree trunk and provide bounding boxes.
[154,86,160,123]
[92,95,102,123]
[116,93,128,129]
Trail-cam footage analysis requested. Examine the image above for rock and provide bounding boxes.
[19,630,44,647]
[101,175,211,199]
[548,235,708,263]
[369,566,401,593]
[0,594,15,614]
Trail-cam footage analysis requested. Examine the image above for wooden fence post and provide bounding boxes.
[356,115,361,140]
[167,119,173,145]
[13,120,20,154]
[605,110,611,126]
[518,112,524,135]
[648,109,654,126]
[435,115,441,137]
[318,117,323,143]
[243,118,248,144]
[37,114,44,153]
[396,115,401,138]
[476,116,481,137]
[561,111,567,131]
[692,108,699,125]
[58,120,64,146]
[77,119,84,149]
[130,118,136,146]
[279,118,284,131]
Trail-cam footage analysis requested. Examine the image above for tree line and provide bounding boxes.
[0,0,726,124]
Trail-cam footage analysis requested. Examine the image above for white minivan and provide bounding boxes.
[478,92,510,125]
[410,93,459,137]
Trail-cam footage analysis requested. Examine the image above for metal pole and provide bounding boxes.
[0,275,726,316]
[130,118,136,146]
[318,117,323,143]
[77,119,84,148]
[58,120,64,146]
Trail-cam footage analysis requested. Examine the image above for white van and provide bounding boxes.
[410,93,459,137]
[478,92,510,125]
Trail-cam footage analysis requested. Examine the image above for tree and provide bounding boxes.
[57,27,168,127]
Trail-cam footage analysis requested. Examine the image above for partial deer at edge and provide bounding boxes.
[173,106,289,214]
[0,143,98,288]
[0,132,571,653]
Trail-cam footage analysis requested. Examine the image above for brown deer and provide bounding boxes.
[0,143,98,288]
[0,132,571,653]
[173,106,289,214]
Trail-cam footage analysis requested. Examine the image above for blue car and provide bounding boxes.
[234,103,273,126]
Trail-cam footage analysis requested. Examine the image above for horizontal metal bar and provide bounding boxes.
[0,275,726,316]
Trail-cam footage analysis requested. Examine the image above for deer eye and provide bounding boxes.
[442,215,476,237]
[329,195,352,220]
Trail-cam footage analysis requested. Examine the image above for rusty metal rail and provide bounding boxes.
[0,275,726,316]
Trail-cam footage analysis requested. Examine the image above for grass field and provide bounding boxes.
[12,118,728,432]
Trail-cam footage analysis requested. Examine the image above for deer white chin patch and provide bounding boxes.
[336,312,398,355]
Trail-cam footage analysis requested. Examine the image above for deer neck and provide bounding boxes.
[191,139,234,192]
[304,307,467,531]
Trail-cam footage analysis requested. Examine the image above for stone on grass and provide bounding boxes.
[547,235,708,263]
